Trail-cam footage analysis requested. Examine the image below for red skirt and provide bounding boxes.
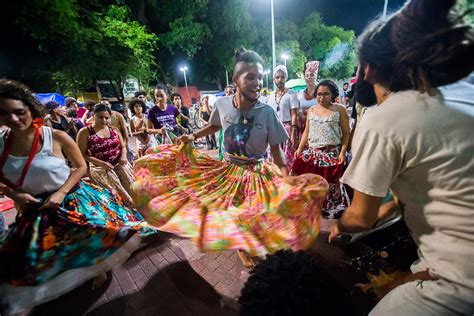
[292,146,348,217]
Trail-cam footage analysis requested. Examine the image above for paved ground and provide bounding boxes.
[2,148,375,315]
[2,207,371,316]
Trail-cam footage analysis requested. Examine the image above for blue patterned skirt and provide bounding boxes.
[0,180,156,312]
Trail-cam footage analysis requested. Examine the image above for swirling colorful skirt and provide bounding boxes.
[131,144,328,257]
[0,180,156,313]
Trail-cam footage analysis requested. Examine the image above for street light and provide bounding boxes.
[271,0,276,90]
[264,69,270,89]
[180,66,189,100]
[281,53,289,67]
[383,0,388,18]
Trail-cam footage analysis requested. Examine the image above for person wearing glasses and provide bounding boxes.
[293,79,350,219]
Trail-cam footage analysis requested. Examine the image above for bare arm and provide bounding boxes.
[39,130,87,209]
[295,108,312,154]
[114,127,128,164]
[339,106,350,158]
[270,144,289,177]
[118,113,129,143]
[290,108,298,144]
[146,119,165,135]
[177,124,221,145]
[81,110,90,124]
[329,190,383,242]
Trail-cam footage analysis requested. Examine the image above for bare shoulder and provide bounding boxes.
[332,103,348,114]
[51,128,74,144]
[111,126,122,134]
[75,126,90,141]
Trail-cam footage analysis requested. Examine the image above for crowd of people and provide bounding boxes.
[0,0,473,314]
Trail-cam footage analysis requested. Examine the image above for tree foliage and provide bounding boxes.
[300,13,356,79]
[2,0,358,93]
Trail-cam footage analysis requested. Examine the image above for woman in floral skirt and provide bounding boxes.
[132,48,328,268]
[0,79,155,314]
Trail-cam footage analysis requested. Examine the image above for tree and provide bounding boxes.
[2,0,158,99]
[276,41,306,78]
[300,12,356,79]
[198,0,257,89]
[97,5,158,101]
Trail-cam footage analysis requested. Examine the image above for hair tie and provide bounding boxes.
[32,118,44,129]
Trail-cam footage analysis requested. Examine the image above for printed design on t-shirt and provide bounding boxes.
[224,115,254,157]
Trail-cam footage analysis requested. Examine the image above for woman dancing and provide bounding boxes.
[132,48,328,267]
[0,79,154,314]
[77,104,135,207]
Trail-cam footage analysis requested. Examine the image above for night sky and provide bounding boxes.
[250,0,407,34]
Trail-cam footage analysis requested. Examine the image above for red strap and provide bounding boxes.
[0,126,41,189]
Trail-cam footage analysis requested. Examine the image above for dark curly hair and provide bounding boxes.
[128,98,147,115]
[171,93,182,101]
[316,79,339,102]
[0,79,44,119]
[358,0,474,92]
[134,90,147,98]
[84,100,95,111]
[239,250,350,316]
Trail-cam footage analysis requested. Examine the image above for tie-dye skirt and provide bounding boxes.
[131,144,328,257]
[0,180,156,313]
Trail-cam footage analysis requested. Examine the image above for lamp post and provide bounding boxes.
[383,0,388,18]
[281,53,289,67]
[264,69,270,89]
[271,0,276,90]
[180,66,189,100]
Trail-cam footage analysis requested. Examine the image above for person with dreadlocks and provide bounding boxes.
[239,249,352,316]
[329,0,474,314]
[131,47,328,268]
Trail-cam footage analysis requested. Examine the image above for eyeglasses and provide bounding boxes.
[316,92,331,97]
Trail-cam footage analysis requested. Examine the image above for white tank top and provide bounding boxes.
[0,126,71,195]
[297,90,317,112]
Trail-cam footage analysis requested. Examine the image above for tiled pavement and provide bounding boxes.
[26,217,370,316]
[2,149,373,315]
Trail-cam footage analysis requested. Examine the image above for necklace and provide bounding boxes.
[304,87,316,100]
[232,96,256,125]
[274,88,287,112]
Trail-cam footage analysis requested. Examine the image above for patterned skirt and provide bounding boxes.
[89,162,135,208]
[282,122,297,170]
[292,146,349,217]
[0,180,155,312]
[132,144,328,256]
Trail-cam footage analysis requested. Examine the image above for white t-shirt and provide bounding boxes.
[210,96,288,161]
[297,90,316,113]
[342,90,474,289]
[266,89,299,122]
